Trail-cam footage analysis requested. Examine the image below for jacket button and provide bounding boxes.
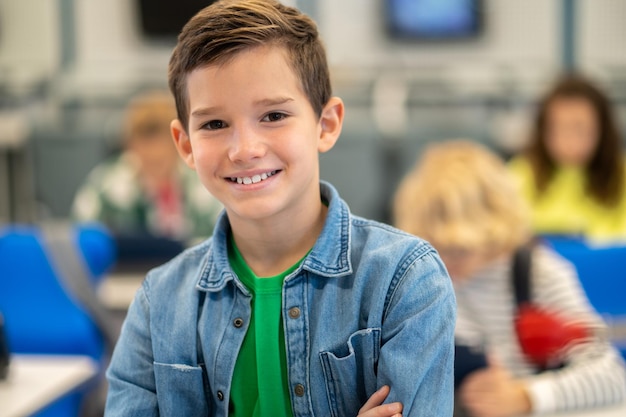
[294,383,305,397]
[217,390,224,401]
[233,318,244,328]
[288,307,301,319]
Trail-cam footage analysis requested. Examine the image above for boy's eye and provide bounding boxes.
[203,120,227,130]
[262,112,287,122]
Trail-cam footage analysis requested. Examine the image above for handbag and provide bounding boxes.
[512,246,590,369]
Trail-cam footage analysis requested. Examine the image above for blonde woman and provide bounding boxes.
[394,140,626,417]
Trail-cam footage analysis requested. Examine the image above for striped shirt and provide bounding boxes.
[454,245,626,414]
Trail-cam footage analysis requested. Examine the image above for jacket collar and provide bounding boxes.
[196,181,352,293]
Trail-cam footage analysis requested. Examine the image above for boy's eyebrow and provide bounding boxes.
[191,106,222,118]
[190,97,295,118]
[253,96,294,107]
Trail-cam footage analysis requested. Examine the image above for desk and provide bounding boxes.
[541,402,626,417]
[98,272,144,311]
[0,354,98,417]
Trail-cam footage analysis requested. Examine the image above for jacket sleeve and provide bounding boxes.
[377,250,456,416]
[105,279,159,416]
[525,247,626,413]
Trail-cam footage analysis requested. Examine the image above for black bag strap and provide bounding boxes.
[512,245,533,307]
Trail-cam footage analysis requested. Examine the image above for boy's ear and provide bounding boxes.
[317,97,344,153]
[171,119,195,169]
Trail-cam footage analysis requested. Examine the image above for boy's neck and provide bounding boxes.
[229,203,327,278]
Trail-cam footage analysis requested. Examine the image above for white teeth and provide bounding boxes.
[232,170,276,185]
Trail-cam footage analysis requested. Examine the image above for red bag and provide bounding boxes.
[515,303,590,369]
[512,247,590,369]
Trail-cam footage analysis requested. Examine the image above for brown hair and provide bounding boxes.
[123,90,176,142]
[168,0,331,131]
[525,74,624,207]
[393,140,530,253]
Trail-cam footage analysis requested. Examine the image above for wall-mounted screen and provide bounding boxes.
[137,0,216,40]
[386,0,483,40]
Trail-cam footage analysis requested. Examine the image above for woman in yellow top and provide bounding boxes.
[509,74,626,243]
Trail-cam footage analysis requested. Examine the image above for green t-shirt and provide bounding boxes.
[228,237,300,417]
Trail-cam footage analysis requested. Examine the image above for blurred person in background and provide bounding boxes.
[509,74,626,244]
[71,90,222,243]
[394,140,626,417]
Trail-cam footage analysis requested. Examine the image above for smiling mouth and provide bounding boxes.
[228,170,279,185]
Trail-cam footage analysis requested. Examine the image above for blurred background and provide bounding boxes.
[0,0,625,225]
[1,1,626,416]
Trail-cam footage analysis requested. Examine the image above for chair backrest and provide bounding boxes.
[0,223,115,359]
[543,236,626,358]
[0,223,117,417]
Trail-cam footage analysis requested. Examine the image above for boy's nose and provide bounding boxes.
[228,126,266,162]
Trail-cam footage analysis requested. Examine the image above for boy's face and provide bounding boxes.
[128,120,179,183]
[171,45,343,224]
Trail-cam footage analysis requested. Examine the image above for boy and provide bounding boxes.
[72,90,222,242]
[105,1,455,416]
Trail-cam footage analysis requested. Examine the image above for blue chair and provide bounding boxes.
[0,223,116,417]
[543,236,626,359]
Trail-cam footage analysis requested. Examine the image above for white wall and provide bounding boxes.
[64,0,172,100]
[579,0,626,80]
[317,0,626,97]
[1,0,625,100]
[318,0,561,96]
[0,0,61,93]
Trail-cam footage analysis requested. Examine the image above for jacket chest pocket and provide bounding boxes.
[319,328,381,417]
[154,362,210,416]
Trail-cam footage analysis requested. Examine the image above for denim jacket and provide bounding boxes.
[105,182,456,417]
